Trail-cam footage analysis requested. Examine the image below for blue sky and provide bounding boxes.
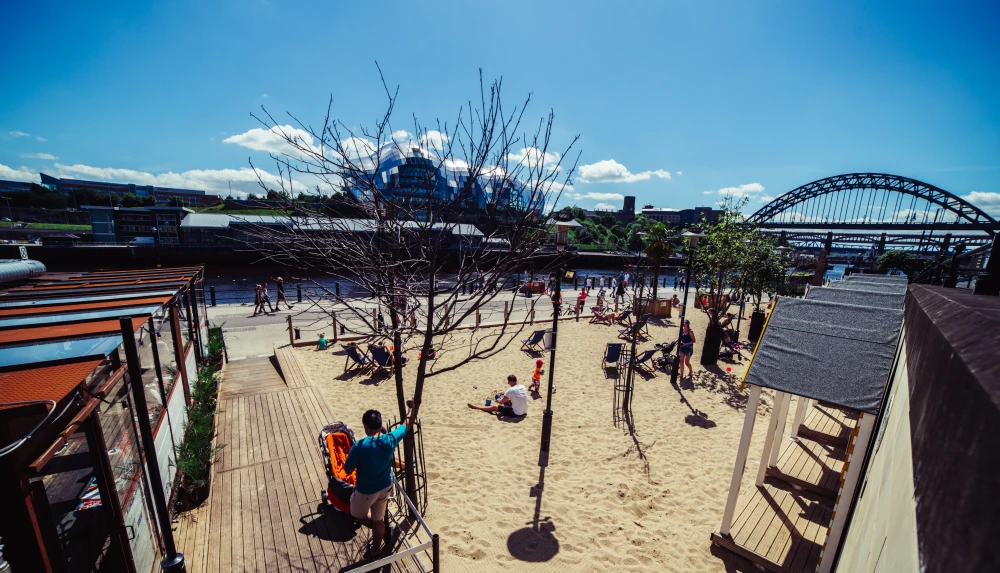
[1,0,998,215]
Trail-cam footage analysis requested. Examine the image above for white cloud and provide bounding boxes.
[50,163,312,197]
[577,159,672,184]
[593,203,617,211]
[261,93,269,98]
[963,191,1000,216]
[391,130,411,141]
[36,136,47,142]
[707,183,765,198]
[568,191,624,202]
[223,125,320,156]
[676,171,683,176]
[508,147,561,169]
[21,153,57,160]
[417,130,449,151]
[8,131,29,138]
[759,195,775,202]
[0,163,40,182]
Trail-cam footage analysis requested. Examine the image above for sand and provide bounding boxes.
[296,302,774,572]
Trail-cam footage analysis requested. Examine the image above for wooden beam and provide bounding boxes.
[720,384,761,536]
[790,397,809,439]
[756,391,785,486]
[768,392,792,467]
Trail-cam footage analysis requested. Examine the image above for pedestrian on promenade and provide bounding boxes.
[585,276,593,294]
[275,277,293,310]
[260,283,275,313]
[673,276,679,290]
[599,275,606,289]
[252,284,264,316]
[345,400,415,558]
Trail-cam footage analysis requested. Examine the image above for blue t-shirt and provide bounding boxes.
[344,424,408,494]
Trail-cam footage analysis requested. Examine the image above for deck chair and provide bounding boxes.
[639,313,652,337]
[368,345,393,375]
[614,308,633,326]
[343,344,371,374]
[602,342,624,369]
[634,349,659,375]
[521,329,545,352]
[618,321,640,340]
[589,306,611,324]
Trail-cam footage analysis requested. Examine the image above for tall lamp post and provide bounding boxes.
[540,216,578,452]
[670,230,705,386]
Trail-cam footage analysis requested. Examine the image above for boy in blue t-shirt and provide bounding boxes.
[344,399,415,557]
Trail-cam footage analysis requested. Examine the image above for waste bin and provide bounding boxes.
[543,328,554,350]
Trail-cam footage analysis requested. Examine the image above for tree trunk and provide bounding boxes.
[651,266,660,301]
[700,324,724,365]
[748,309,766,342]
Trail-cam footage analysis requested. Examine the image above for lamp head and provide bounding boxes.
[682,230,705,248]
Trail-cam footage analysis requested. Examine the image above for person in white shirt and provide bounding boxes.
[467,375,528,417]
[585,276,593,293]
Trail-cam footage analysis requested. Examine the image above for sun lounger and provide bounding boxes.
[602,342,624,369]
[590,306,612,324]
[368,345,394,375]
[634,348,659,375]
[343,344,372,374]
[521,329,546,352]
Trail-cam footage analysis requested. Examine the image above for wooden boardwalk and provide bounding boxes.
[766,437,846,498]
[175,355,374,572]
[711,483,832,573]
[797,402,857,447]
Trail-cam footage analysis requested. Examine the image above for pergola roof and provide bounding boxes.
[744,297,903,414]
[806,286,905,309]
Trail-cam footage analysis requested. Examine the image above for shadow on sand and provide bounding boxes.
[507,449,560,562]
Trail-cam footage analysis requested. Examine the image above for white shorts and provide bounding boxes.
[350,485,391,520]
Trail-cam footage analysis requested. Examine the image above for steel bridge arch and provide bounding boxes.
[748,173,998,233]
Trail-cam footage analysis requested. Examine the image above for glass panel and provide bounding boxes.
[0,291,175,308]
[0,335,122,367]
[0,305,161,328]
[152,305,180,395]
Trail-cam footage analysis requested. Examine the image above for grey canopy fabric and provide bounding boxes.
[744,297,903,414]
[806,286,905,309]
[845,274,908,284]
[829,280,908,295]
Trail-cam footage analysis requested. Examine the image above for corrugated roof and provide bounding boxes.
[0,316,148,345]
[180,213,484,236]
[0,296,172,316]
[0,358,104,410]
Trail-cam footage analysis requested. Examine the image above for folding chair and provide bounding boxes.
[520,329,545,352]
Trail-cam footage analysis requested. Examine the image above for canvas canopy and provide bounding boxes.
[744,297,903,414]
[829,280,908,295]
[806,286,905,309]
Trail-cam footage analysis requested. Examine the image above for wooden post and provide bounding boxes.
[790,397,809,439]
[530,308,535,324]
[504,301,509,324]
[720,384,761,536]
[575,304,580,322]
[768,393,792,467]
[331,312,337,343]
[372,308,378,332]
[287,315,294,346]
[817,413,876,573]
[755,390,785,486]
[476,309,481,327]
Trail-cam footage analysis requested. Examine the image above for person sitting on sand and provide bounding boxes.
[344,400,414,559]
[468,375,528,417]
[317,333,329,350]
[671,294,681,310]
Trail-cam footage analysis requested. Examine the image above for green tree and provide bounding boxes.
[738,232,787,311]
[643,223,678,300]
[877,250,917,274]
[693,196,754,364]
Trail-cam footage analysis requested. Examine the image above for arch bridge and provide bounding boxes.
[749,173,998,254]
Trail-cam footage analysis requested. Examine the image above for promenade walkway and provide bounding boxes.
[174,356,377,572]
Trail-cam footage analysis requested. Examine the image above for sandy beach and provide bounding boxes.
[296,301,774,572]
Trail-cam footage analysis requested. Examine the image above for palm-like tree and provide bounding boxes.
[644,223,678,301]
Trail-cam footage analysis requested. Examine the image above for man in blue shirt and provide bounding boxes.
[344,399,414,557]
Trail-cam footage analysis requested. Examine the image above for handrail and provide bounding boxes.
[349,473,438,573]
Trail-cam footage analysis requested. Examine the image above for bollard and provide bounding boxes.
[297,284,302,303]
[210,286,216,307]
[576,305,581,322]
[294,328,301,340]
[463,282,467,295]
[335,282,340,297]
[574,275,579,289]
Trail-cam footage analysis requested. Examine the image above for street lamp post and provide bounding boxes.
[540,217,576,453]
[670,230,705,386]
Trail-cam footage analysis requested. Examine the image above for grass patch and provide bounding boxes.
[16,222,92,231]
[192,204,288,216]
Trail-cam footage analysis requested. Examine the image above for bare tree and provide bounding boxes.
[234,68,579,506]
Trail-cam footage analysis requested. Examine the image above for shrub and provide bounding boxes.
[176,326,226,496]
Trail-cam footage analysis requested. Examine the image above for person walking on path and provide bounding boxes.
[679,319,696,378]
[259,283,275,313]
[599,275,606,289]
[673,276,679,290]
[252,284,264,316]
[345,400,415,559]
[274,277,293,310]
[585,276,593,294]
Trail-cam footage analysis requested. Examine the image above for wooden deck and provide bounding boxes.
[275,346,314,389]
[711,483,832,573]
[766,437,846,498]
[174,356,376,572]
[797,402,857,447]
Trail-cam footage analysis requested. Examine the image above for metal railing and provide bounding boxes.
[349,473,439,573]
